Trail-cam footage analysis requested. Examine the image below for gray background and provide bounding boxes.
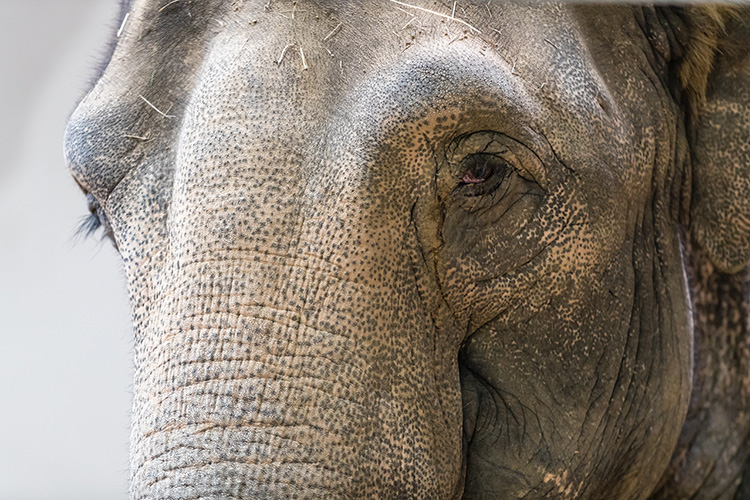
[0,1,132,498]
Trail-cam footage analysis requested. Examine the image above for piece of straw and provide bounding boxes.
[117,13,130,37]
[158,0,181,13]
[277,43,295,64]
[299,46,308,70]
[387,0,480,33]
[139,95,175,118]
[323,23,343,42]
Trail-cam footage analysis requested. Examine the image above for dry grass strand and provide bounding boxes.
[139,95,175,118]
[158,0,182,13]
[387,0,481,34]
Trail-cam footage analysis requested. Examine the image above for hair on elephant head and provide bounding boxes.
[64,2,750,499]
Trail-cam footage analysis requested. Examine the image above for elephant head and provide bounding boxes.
[64,2,750,498]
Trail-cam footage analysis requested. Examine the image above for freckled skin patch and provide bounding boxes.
[64,2,750,499]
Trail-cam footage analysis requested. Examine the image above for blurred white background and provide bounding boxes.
[0,1,132,499]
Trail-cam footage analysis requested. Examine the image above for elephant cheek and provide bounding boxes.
[127,256,464,499]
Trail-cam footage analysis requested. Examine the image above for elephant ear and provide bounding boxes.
[686,7,750,273]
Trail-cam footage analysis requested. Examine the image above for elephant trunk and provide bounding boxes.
[130,321,368,497]
[128,253,463,499]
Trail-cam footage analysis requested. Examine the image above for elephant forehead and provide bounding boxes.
[175,12,611,186]
[182,3,606,129]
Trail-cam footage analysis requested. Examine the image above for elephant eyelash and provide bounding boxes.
[76,212,103,239]
[76,212,118,250]
[76,194,118,249]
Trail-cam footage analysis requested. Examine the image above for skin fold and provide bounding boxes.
[64,1,750,498]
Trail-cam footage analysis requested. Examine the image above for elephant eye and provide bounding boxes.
[454,154,512,197]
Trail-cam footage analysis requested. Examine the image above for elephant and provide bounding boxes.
[64,1,750,498]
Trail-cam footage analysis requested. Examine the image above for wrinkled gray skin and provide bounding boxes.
[64,1,750,499]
